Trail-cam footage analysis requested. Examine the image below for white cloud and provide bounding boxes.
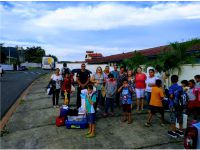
[0,2,200,61]
[27,2,200,30]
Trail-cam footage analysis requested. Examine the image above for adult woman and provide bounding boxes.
[51,68,63,108]
[127,70,135,109]
[103,66,110,79]
[135,66,147,111]
[91,66,106,110]
[145,69,157,108]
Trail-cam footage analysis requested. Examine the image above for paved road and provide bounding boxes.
[0,69,50,118]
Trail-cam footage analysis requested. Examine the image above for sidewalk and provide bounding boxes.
[0,73,184,149]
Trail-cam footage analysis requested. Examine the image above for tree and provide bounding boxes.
[0,44,7,63]
[25,46,46,63]
[0,51,7,63]
[123,51,147,70]
[161,38,200,74]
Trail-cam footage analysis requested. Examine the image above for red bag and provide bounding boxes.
[56,116,65,127]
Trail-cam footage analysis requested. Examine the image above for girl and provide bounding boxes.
[62,73,73,105]
[187,79,200,120]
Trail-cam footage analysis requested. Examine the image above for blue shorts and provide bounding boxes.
[87,113,95,124]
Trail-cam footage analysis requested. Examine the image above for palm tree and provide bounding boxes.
[123,52,147,70]
[163,38,200,75]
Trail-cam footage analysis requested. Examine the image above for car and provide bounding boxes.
[18,66,28,71]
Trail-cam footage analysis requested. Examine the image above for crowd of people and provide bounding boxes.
[49,63,200,138]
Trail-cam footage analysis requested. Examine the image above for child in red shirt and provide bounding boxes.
[62,73,73,105]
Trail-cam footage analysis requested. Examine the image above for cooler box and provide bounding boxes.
[65,118,88,129]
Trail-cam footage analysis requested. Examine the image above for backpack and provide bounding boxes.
[174,88,188,107]
[62,68,71,76]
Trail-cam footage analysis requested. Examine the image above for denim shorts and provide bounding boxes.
[170,106,183,124]
[87,113,96,124]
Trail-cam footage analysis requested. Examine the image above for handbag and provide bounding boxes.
[71,85,75,92]
[162,97,169,110]
[101,86,106,97]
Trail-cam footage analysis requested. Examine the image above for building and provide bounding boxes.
[85,51,103,62]
[86,44,200,65]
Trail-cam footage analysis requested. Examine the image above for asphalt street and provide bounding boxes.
[0,69,50,118]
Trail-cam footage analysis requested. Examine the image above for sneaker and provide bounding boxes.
[53,105,56,108]
[103,113,108,117]
[176,130,184,138]
[168,131,178,138]
[109,112,114,117]
[145,122,152,127]
[56,105,59,108]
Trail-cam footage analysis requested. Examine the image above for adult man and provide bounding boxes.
[76,63,90,108]
[61,63,71,77]
[111,65,119,80]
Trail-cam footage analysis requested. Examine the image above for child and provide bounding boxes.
[85,84,96,138]
[145,79,164,127]
[187,79,200,121]
[181,80,189,92]
[118,79,133,124]
[103,73,117,117]
[62,73,73,105]
[168,75,184,138]
[194,75,200,88]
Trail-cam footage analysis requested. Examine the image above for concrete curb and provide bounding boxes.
[0,73,48,131]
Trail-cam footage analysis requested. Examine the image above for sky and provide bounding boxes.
[0,1,200,61]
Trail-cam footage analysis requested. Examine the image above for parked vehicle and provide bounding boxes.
[18,66,28,71]
[42,56,55,70]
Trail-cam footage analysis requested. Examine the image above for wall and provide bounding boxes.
[21,62,41,68]
[171,64,200,84]
[0,64,13,70]
[147,64,200,88]
[55,62,113,74]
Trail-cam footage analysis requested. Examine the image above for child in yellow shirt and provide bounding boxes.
[145,79,164,127]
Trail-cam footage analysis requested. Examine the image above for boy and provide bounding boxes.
[145,79,164,127]
[104,73,117,117]
[118,79,133,124]
[168,75,184,138]
[85,84,96,138]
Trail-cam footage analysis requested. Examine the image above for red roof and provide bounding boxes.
[86,44,200,64]
[88,53,103,57]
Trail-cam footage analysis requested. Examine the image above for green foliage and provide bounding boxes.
[123,52,147,70]
[25,46,46,63]
[122,38,200,75]
[0,50,7,63]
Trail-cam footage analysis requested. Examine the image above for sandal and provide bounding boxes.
[86,134,95,138]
